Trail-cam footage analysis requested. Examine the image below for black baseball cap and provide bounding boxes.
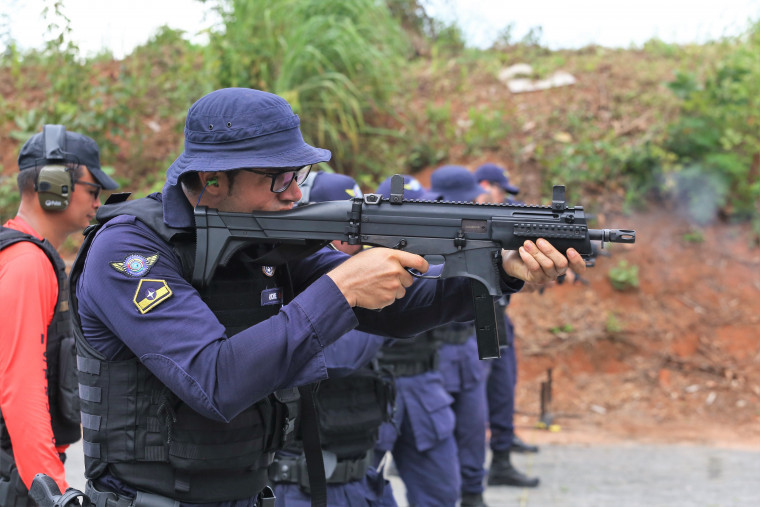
[17,125,119,190]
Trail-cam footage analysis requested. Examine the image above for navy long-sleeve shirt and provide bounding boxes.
[76,195,522,424]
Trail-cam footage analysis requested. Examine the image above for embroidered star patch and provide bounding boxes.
[110,253,159,277]
[133,279,172,314]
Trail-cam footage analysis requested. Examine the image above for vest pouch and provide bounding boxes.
[164,399,273,472]
[268,388,300,451]
[315,370,393,459]
[57,336,81,425]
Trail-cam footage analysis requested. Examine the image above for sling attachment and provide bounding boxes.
[298,383,326,507]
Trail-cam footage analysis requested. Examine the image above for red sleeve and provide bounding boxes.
[0,242,68,491]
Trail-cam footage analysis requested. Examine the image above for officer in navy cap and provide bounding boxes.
[474,163,540,488]
[70,88,582,506]
[430,164,489,203]
[271,172,397,506]
[430,164,492,506]
[474,163,520,203]
[373,174,460,506]
[1,125,118,505]
[375,174,441,201]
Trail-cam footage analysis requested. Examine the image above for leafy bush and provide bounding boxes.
[205,0,409,177]
[550,323,575,334]
[682,229,705,243]
[462,106,514,155]
[663,23,760,220]
[605,312,623,333]
[608,260,639,291]
[0,174,20,223]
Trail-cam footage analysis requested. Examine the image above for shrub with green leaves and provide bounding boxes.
[608,260,639,291]
[205,0,409,177]
[664,22,760,221]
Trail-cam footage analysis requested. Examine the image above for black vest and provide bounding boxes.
[286,363,393,461]
[376,331,441,377]
[0,227,82,449]
[69,196,298,503]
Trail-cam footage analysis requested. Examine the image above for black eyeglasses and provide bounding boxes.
[242,165,312,193]
[75,180,102,200]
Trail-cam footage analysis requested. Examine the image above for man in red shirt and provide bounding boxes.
[0,125,118,505]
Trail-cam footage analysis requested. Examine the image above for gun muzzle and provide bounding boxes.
[589,229,635,243]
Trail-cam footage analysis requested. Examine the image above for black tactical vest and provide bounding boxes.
[376,330,441,377]
[311,365,393,461]
[0,227,82,448]
[0,226,81,507]
[68,195,299,503]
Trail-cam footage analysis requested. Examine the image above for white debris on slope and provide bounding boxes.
[498,63,576,93]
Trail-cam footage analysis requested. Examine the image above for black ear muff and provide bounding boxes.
[35,124,74,211]
[36,165,73,211]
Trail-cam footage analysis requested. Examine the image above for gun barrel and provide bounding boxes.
[588,229,635,243]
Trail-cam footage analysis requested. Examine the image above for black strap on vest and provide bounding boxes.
[298,384,326,507]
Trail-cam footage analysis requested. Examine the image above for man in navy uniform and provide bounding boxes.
[475,163,540,488]
[429,165,492,507]
[70,88,583,506]
[373,175,464,507]
[270,171,397,506]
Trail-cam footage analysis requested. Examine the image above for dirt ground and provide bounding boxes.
[505,208,760,450]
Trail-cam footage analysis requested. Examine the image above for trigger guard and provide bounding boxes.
[405,267,439,280]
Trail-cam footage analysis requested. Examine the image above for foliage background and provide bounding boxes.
[1,0,759,240]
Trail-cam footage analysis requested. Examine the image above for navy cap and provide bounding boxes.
[474,163,520,195]
[376,175,441,201]
[17,125,119,190]
[165,88,332,186]
[308,172,362,203]
[430,165,486,202]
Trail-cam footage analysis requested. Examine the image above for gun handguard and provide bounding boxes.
[193,180,636,359]
[29,474,92,507]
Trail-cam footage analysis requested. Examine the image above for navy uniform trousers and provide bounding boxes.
[481,314,518,453]
[375,371,459,507]
[438,337,488,497]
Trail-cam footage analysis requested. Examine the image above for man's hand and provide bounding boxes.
[327,248,429,309]
[502,238,586,284]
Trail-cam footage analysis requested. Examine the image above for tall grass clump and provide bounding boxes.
[205,0,410,176]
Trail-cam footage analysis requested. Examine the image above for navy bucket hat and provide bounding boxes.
[165,88,332,186]
[376,175,441,201]
[474,163,520,195]
[430,165,486,202]
[308,172,362,203]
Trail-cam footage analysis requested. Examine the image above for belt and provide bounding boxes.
[85,481,176,507]
[433,326,473,344]
[269,451,372,488]
[377,354,438,377]
[84,481,276,507]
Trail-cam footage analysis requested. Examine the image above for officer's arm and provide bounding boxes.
[0,245,68,491]
[78,220,360,422]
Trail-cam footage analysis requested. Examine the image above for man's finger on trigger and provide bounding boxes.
[397,250,428,273]
[399,271,414,288]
